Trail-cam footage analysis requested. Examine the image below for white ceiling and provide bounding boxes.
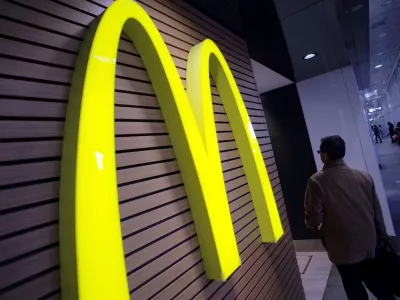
[250,59,293,94]
[368,0,400,94]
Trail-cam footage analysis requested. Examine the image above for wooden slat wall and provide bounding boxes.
[0,0,304,299]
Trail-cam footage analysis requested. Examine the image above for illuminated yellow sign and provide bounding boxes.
[59,0,283,299]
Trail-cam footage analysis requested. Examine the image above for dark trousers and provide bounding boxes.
[336,259,395,300]
[375,134,382,143]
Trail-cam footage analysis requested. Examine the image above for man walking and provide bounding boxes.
[304,135,393,300]
[373,125,383,143]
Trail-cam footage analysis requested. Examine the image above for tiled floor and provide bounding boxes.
[322,266,346,300]
[296,257,377,300]
[296,252,331,300]
[297,255,312,274]
[322,265,377,300]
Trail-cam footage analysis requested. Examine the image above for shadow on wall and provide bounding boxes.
[261,84,319,240]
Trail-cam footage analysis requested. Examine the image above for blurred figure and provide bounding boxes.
[305,136,393,300]
[395,122,400,145]
[388,122,396,143]
[373,125,382,143]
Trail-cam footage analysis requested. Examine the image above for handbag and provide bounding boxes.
[375,238,400,297]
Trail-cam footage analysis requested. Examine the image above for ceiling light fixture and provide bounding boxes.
[303,53,316,60]
[375,64,383,69]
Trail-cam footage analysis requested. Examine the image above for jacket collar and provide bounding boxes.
[323,159,346,169]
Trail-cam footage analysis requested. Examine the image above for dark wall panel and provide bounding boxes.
[240,0,295,81]
[0,0,304,298]
[261,84,318,240]
[183,0,295,81]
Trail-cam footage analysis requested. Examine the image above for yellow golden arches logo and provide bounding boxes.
[59,0,283,299]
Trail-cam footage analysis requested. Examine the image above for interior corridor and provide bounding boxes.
[376,139,400,247]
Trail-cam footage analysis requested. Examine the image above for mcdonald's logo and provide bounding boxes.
[59,0,284,299]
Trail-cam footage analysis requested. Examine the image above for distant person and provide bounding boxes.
[373,125,383,143]
[388,122,396,143]
[395,122,400,145]
[304,135,393,300]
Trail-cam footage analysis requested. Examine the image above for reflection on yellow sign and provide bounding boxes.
[59,0,283,299]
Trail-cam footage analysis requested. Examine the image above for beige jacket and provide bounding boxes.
[305,159,387,265]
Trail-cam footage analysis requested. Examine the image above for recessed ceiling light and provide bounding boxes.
[303,53,316,60]
[375,64,383,69]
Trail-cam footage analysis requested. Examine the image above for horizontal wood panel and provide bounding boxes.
[241,240,295,299]
[0,181,59,211]
[0,269,60,300]
[142,225,262,299]
[0,77,260,108]
[0,99,262,125]
[167,0,246,48]
[0,34,255,90]
[0,246,58,290]
[178,229,292,300]
[139,219,291,300]
[210,235,294,299]
[0,202,58,238]
[52,0,251,75]
[0,224,58,263]
[119,185,186,219]
[124,224,198,275]
[0,1,256,86]
[137,0,248,54]
[0,161,60,186]
[0,18,81,52]
[0,0,302,299]
[134,0,251,67]
[0,53,257,96]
